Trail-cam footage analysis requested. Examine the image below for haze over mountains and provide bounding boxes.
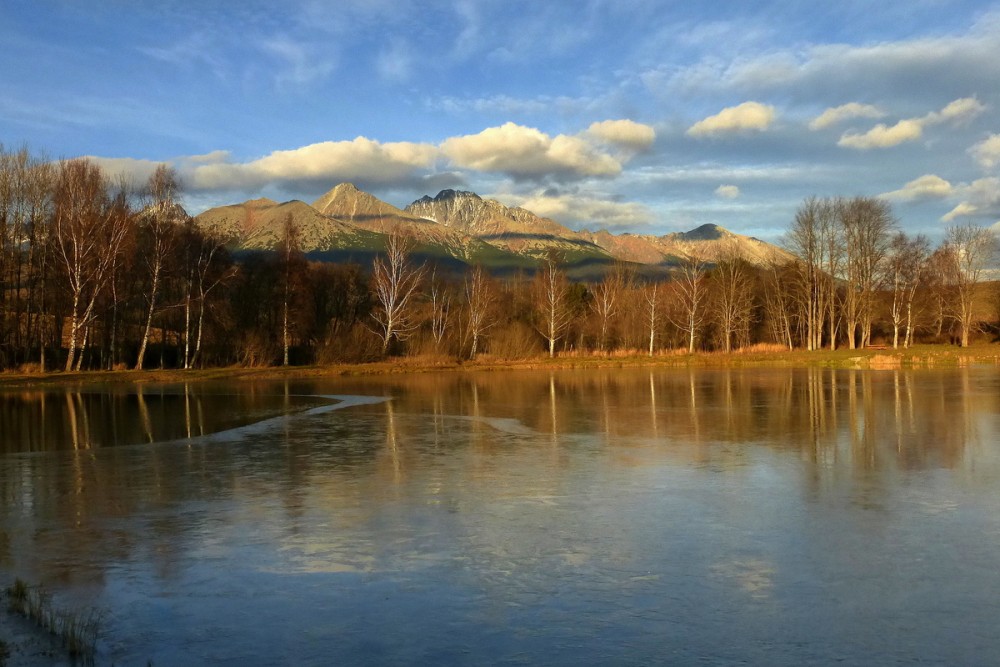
[194,183,790,270]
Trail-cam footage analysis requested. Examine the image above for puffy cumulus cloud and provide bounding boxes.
[187,137,439,192]
[880,174,954,201]
[687,101,776,137]
[838,98,986,150]
[809,103,885,130]
[942,177,1000,221]
[838,119,924,149]
[715,185,740,199]
[501,190,654,229]
[970,134,1000,170]
[585,119,656,151]
[441,122,622,179]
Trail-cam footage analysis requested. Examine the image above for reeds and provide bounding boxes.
[6,578,101,659]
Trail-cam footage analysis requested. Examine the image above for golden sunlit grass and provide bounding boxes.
[0,343,998,388]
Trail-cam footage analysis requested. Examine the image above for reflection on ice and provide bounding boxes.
[2,368,1000,665]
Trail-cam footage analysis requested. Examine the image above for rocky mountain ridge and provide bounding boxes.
[194,183,791,269]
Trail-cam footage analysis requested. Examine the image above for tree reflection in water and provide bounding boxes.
[0,367,997,664]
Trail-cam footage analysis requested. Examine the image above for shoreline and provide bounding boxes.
[1,344,998,388]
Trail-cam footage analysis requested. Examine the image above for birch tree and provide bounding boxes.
[590,261,632,353]
[370,231,425,354]
[643,281,660,356]
[886,232,929,348]
[464,264,497,359]
[52,159,133,371]
[428,265,451,351]
[841,197,894,348]
[709,244,754,353]
[670,255,708,353]
[533,251,571,358]
[946,223,996,347]
[135,165,180,370]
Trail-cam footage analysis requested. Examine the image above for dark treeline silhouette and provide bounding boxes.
[1,146,997,371]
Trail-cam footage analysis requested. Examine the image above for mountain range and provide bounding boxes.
[194,183,791,273]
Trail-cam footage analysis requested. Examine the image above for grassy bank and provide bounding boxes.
[1,343,999,388]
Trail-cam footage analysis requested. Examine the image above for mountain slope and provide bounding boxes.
[194,197,382,251]
[405,190,613,262]
[194,183,791,271]
[581,224,793,266]
[312,183,522,264]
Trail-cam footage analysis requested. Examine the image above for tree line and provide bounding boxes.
[1,146,997,372]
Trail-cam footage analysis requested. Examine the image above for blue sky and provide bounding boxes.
[2,1,999,241]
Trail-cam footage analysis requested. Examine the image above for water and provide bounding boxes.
[2,368,1000,665]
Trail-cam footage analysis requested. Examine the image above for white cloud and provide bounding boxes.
[687,102,776,137]
[838,119,924,149]
[86,156,167,186]
[715,185,740,199]
[970,134,1000,170]
[942,202,980,221]
[188,137,439,191]
[655,15,1000,109]
[880,174,954,200]
[926,96,986,125]
[441,122,622,179]
[586,120,656,151]
[942,177,1000,221]
[809,103,885,130]
[838,98,986,150]
[502,191,653,229]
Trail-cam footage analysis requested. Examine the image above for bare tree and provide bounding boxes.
[182,222,233,368]
[709,244,755,353]
[762,260,796,349]
[135,165,180,370]
[945,222,997,347]
[52,159,133,371]
[0,146,54,368]
[370,231,425,354]
[670,255,708,353]
[886,232,930,348]
[923,245,958,339]
[785,197,824,350]
[643,281,661,356]
[464,264,497,359]
[428,265,451,351]
[533,251,571,358]
[841,197,894,348]
[590,261,632,353]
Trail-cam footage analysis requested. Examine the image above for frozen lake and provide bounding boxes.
[2,367,1000,665]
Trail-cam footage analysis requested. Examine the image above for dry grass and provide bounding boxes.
[6,578,101,659]
[1,343,1000,388]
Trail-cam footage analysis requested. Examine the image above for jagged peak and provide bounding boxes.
[431,189,481,202]
[311,182,374,211]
